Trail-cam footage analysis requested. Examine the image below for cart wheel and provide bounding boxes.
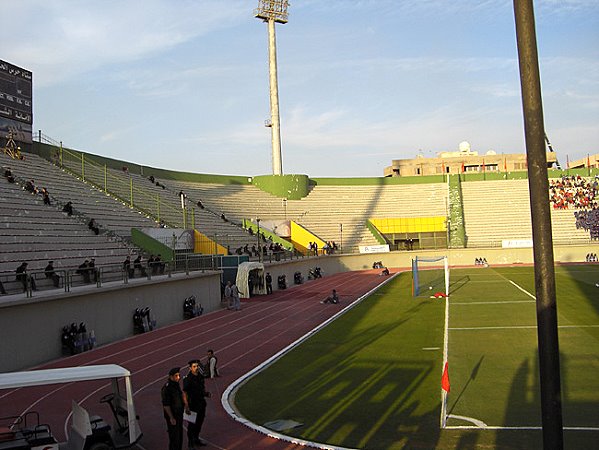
[88,442,111,450]
[99,393,115,403]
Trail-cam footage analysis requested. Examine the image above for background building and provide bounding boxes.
[384,141,558,177]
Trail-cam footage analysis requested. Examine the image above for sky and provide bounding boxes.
[1,0,598,177]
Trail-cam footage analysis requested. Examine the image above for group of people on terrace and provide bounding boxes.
[0,253,171,295]
[574,209,599,240]
[123,254,166,278]
[20,177,53,206]
[586,253,598,262]
[233,242,286,258]
[308,241,338,255]
[549,175,599,210]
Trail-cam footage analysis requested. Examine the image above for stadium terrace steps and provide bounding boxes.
[165,180,448,252]
[55,159,262,252]
[461,179,591,246]
[5,153,158,239]
[0,154,139,274]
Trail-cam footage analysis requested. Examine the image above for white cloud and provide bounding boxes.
[0,0,248,87]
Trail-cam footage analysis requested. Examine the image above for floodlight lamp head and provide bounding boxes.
[254,0,290,24]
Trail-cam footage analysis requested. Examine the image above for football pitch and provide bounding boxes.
[234,265,599,449]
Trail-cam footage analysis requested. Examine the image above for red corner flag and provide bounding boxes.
[441,362,450,393]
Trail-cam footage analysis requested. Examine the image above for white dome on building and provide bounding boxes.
[458,141,471,153]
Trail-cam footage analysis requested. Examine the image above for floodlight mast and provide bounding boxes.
[255,0,289,176]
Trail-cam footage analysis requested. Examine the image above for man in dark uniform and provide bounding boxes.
[183,359,210,448]
[161,367,184,450]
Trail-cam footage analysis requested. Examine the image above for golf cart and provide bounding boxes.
[0,364,142,449]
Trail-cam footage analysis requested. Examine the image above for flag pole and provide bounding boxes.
[440,292,450,428]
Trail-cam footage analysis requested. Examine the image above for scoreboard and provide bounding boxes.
[0,59,33,150]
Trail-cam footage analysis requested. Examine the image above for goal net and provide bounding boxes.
[412,256,449,297]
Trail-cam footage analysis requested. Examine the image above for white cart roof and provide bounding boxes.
[0,364,131,390]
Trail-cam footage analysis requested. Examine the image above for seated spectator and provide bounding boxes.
[148,254,155,273]
[41,187,51,205]
[148,175,155,183]
[155,254,165,274]
[24,179,37,194]
[123,256,134,278]
[88,258,98,283]
[44,260,60,288]
[0,279,7,295]
[77,259,91,283]
[88,218,100,235]
[321,289,339,304]
[197,200,204,209]
[4,168,15,183]
[16,262,36,291]
[133,255,147,277]
[63,201,74,216]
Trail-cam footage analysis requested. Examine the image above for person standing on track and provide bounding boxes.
[161,367,184,450]
[224,280,232,309]
[205,349,219,378]
[230,282,243,311]
[265,272,273,294]
[183,359,211,448]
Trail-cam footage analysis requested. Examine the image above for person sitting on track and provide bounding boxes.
[320,289,339,304]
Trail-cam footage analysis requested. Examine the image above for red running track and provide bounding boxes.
[0,270,393,449]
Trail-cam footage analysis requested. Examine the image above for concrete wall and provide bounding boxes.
[0,271,222,372]
[2,243,597,372]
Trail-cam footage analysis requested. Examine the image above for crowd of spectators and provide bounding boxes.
[585,253,598,262]
[549,175,598,210]
[574,209,599,240]
[550,176,599,240]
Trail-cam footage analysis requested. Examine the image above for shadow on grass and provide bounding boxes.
[449,275,471,295]
[447,355,484,417]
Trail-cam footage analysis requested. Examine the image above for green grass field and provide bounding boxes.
[234,265,599,449]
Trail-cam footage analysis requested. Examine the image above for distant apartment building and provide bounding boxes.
[384,141,558,177]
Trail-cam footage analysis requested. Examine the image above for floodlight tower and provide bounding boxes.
[255,0,289,176]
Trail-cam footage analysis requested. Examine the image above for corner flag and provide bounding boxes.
[441,362,450,393]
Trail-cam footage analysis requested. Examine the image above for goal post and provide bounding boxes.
[412,256,449,297]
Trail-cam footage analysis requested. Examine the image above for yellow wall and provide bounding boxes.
[370,217,446,233]
[194,230,228,255]
[290,221,328,255]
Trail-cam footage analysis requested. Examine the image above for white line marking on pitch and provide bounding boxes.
[452,300,535,305]
[446,414,487,428]
[445,425,599,431]
[508,280,536,300]
[450,325,599,331]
